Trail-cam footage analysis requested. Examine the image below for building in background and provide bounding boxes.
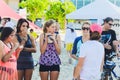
[3,0,120,13]
[109,0,120,7]
[3,0,120,11]
[71,0,94,9]
[71,0,120,9]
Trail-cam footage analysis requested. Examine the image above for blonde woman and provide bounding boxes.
[71,22,90,80]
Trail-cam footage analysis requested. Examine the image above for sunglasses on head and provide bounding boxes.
[108,23,113,26]
[82,27,90,30]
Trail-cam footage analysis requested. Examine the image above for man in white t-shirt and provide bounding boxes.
[73,24,104,80]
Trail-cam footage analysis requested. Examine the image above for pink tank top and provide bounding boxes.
[0,43,18,80]
[0,43,17,71]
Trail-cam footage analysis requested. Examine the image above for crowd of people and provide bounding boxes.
[65,17,120,80]
[0,18,61,80]
[0,16,120,80]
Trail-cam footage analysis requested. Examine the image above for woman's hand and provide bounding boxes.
[47,34,56,42]
[51,34,56,41]
[21,38,27,45]
[14,42,19,50]
[16,45,23,54]
[104,43,112,49]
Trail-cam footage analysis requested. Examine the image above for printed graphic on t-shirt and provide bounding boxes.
[100,34,111,44]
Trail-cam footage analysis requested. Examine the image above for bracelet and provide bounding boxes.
[72,78,77,80]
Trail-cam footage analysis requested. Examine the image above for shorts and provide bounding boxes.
[39,65,60,72]
[73,60,78,67]
[66,43,73,51]
[17,67,34,70]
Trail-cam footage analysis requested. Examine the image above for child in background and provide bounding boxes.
[29,28,39,41]
[64,23,77,64]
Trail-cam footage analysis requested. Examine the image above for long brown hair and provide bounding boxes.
[16,18,29,33]
[43,19,55,33]
[90,31,101,40]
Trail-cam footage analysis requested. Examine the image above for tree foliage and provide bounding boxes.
[19,0,76,29]
[19,0,49,21]
[45,1,76,29]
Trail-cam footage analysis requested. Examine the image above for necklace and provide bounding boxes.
[4,42,12,49]
[19,35,28,41]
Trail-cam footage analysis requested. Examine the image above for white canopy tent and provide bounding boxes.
[66,0,120,39]
[66,0,120,20]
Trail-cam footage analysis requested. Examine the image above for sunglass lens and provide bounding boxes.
[82,27,89,30]
[108,23,113,26]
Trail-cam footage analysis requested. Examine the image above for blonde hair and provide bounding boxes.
[82,22,91,27]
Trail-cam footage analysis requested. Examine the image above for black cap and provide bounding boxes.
[103,17,113,23]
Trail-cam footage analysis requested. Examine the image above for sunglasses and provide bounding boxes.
[108,23,113,26]
[82,27,90,30]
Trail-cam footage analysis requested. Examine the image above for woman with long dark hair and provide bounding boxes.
[16,18,36,80]
[0,27,22,80]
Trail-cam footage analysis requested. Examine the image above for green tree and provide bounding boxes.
[19,0,49,21]
[19,0,76,29]
[45,1,76,29]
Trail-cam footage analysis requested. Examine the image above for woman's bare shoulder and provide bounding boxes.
[0,40,4,45]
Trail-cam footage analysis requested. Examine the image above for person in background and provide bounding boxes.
[55,22,60,34]
[0,16,3,35]
[0,40,3,63]
[64,23,77,64]
[29,28,38,41]
[16,18,36,80]
[71,22,90,80]
[0,27,4,37]
[0,16,1,22]
[73,24,104,80]
[39,19,61,80]
[0,27,22,80]
[0,16,3,34]
[0,18,8,27]
[100,17,117,80]
[5,21,15,29]
[0,17,16,33]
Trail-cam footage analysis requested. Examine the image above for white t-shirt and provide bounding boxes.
[64,28,77,44]
[4,21,15,29]
[79,40,104,80]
